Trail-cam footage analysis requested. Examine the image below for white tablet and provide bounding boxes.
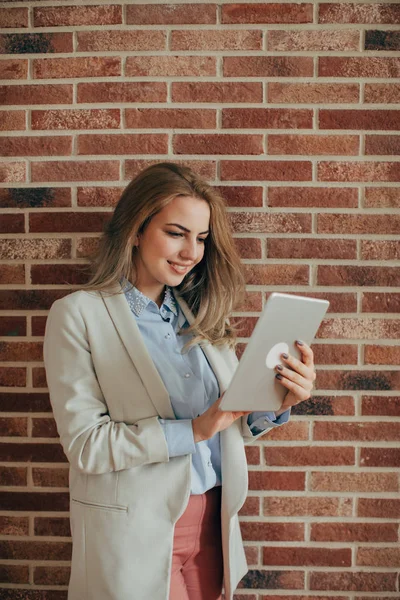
[219,293,329,413]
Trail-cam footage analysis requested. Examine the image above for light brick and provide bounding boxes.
[0,162,26,183]
[222,3,313,24]
[221,160,312,181]
[319,3,400,24]
[223,108,312,129]
[314,421,400,441]
[264,496,353,517]
[0,111,25,131]
[311,472,398,493]
[171,30,262,51]
[174,133,263,155]
[268,30,359,51]
[318,213,400,234]
[365,344,400,365]
[0,7,28,28]
[126,56,216,77]
[268,134,359,155]
[77,30,165,52]
[33,57,121,79]
[318,318,400,340]
[126,4,216,24]
[32,109,121,131]
[0,59,27,80]
[318,162,400,182]
[33,5,122,27]
[172,82,262,103]
[319,57,400,78]
[268,82,359,104]
[310,571,397,592]
[361,240,400,260]
[365,83,400,104]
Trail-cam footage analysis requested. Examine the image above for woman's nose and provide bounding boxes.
[180,238,198,261]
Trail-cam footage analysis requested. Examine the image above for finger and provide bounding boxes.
[275,375,312,402]
[295,340,314,369]
[276,365,313,392]
[279,352,310,379]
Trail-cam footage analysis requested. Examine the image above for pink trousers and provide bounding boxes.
[169,486,223,600]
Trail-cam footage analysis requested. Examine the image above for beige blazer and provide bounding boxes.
[43,285,271,600]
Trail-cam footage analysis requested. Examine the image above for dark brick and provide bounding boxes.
[0,492,69,512]
[365,30,400,50]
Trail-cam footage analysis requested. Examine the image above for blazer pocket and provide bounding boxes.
[71,498,128,514]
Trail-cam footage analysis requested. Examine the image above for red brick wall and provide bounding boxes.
[1,1,399,597]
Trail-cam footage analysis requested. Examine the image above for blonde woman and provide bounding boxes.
[44,162,316,600]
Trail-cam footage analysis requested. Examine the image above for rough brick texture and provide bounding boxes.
[0,2,399,598]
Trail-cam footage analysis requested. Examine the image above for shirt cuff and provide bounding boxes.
[248,409,291,434]
[158,419,196,458]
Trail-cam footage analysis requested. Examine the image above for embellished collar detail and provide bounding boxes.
[124,282,178,318]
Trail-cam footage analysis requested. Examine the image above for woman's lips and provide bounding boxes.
[167,261,191,274]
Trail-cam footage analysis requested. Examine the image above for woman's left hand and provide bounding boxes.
[274,340,316,416]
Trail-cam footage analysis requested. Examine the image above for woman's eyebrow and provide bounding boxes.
[165,222,209,235]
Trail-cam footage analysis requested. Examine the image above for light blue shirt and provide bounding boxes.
[123,283,289,494]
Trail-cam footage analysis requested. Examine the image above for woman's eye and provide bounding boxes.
[167,232,183,237]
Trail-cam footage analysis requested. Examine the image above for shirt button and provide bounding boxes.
[165,333,171,339]
[184,373,191,378]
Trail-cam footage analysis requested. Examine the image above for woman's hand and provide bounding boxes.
[274,340,316,416]
[192,397,251,443]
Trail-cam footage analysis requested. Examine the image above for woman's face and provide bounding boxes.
[132,195,210,303]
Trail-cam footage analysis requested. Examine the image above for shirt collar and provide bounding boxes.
[123,281,178,318]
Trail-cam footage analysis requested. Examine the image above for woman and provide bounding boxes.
[44,162,315,600]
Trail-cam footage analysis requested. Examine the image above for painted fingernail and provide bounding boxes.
[276,364,283,371]
[296,340,304,346]
[281,353,289,359]
[275,373,282,380]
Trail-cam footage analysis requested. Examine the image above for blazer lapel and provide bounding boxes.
[100,286,175,420]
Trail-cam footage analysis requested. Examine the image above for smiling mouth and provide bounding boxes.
[167,261,192,273]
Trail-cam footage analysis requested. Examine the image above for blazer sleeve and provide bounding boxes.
[43,297,169,475]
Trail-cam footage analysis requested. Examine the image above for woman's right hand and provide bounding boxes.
[192,396,251,443]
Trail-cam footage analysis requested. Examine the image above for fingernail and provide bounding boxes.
[296,340,304,346]
[275,373,282,380]
[281,353,289,359]
[276,364,283,371]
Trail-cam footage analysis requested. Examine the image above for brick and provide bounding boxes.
[172,82,261,103]
[240,569,304,590]
[223,108,312,129]
[174,133,263,155]
[0,58,28,79]
[217,186,263,208]
[318,213,400,234]
[34,566,70,586]
[265,446,355,466]
[244,546,258,566]
[234,238,261,259]
[318,265,400,287]
[237,291,262,312]
[0,317,26,336]
[361,447,400,467]
[365,187,400,208]
[362,292,400,313]
[365,344,400,364]
[0,187,71,208]
[311,471,398,493]
[265,421,309,441]
[0,264,24,284]
[319,57,400,78]
[0,238,71,260]
[318,161,400,182]
[77,30,165,52]
[0,367,26,387]
[32,467,69,488]
[0,214,24,233]
[317,369,400,391]
[239,496,260,517]
[0,516,29,536]
[315,421,400,441]
[268,186,358,208]
[221,160,312,181]
[0,442,66,463]
[268,82,359,104]
[76,237,100,258]
[362,395,400,417]
[77,187,122,207]
[365,135,400,155]
[268,29,359,51]
[245,445,260,465]
[0,392,51,412]
[0,540,71,561]
[357,547,400,567]
[319,3,400,24]
[78,133,167,155]
[0,84,72,105]
[318,318,400,340]
[126,56,216,77]
[125,159,216,181]
[222,3,313,23]
[249,471,305,491]
[245,264,309,285]
[320,109,400,131]
[31,264,88,285]
[0,111,25,131]
[263,547,351,567]
[31,161,119,183]
[0,492,69,513]
[311,522,398,542]
[34,517,70,537]
[361,240,400,260]
[0,135,71,157]
[0,466,27,486]
[291,395,355,416]
[33,5,122,26]
[358,498,400,518]
[0,162,25,183]
[29,212,109,234]
[33,367,47,388]
[267,239,356,259]
[31,316,47,336]
[171,30,262,51]
[241,522,304,542]
[365,29,400,50]
[0,564,29,583]
[127,4,216,24]
[33,56,121,79]
[268,134,359,156]
[0,32,72,54]
[0,417,27,437]
[125,108,215,129]
[365,83,400,104]
[0,341,42,362]
[260,597,347,600]
[310,571,397,592]
[224,56,313,77]
[264,496,353,517]
[32,109,120,131]
[312,344,358,365]
[0,7,28,28]
[77,82,166,103]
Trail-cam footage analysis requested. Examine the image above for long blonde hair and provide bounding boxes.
[83,162,245,349]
